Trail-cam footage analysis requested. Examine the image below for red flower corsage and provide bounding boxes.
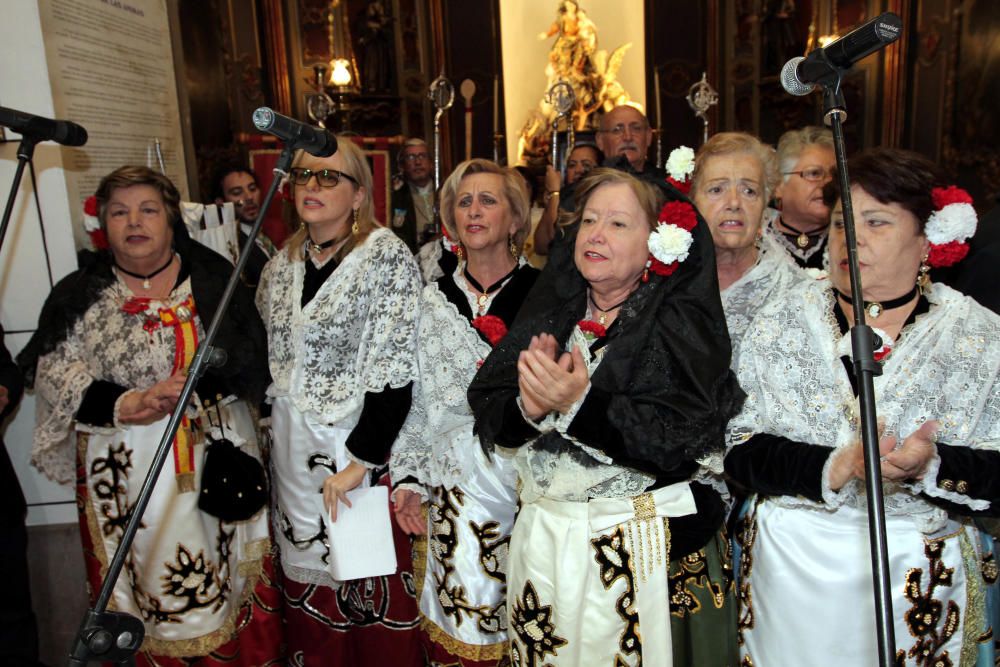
[471,314,508,346]
[925,185,976,268]
[666,176,691,196]
[577,319,607,341]
[646,200,698,279]
[82,195,109,250]
[83,195,99,216]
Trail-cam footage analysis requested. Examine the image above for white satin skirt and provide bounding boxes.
[419,445,517,662]
[269,395,369,586]
[79,400,269,654]
[507,483,697,667]
[741,499,990,667]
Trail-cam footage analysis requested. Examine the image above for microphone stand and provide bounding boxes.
[0,135,39,258]
[66,143,296,666]
[823,77,896,667]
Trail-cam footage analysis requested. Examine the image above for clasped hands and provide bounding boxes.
[517,333,590,422]
[828,420,939,492]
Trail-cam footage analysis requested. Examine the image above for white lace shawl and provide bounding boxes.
[389,282,507,490]
[416,237,448,283]
[721,232,807,364]
[728,278,1000,532]
[256,227,421,425]
[32,278,202,483]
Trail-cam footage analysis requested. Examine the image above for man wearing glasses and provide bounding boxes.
[391,138,435,252]
[595,104,661,176]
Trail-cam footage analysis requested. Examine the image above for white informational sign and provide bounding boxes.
[323,485,399,581]
[38,0,188,248]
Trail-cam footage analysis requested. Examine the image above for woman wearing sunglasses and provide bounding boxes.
[256,139,423,665]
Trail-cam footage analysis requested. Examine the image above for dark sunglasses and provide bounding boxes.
[288,168,359,188]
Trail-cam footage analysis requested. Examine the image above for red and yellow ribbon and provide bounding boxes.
[159,297,199,492]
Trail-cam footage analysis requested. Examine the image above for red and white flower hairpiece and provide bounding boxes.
[925,186,977,268]
[646,200,698,279]
[82,195,109,250]
[665,145,695,195]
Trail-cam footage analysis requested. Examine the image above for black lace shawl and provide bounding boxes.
[16,220,270,406]
[468,189,745,473]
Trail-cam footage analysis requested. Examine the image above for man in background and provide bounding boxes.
[390,138,435,253]
[213,164,276,287]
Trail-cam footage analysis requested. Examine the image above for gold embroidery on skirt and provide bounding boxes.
[959,528,988,666]
[420,615,507,662]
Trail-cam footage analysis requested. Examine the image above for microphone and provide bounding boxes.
[0,106,88,146]
[252,107,337,157]
[781,12,902,96]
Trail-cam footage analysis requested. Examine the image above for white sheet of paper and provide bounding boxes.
[323,484,398,581]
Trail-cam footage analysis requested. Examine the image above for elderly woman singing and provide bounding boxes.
[18,166,282,665]
[726,148,1000,666]
[469,168,744,666]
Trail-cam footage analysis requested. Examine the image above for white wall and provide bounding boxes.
[1,2,83,525]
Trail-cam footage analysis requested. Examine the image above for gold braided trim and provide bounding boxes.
[411,503,430,600]
[421,615,507,662]
[79,434,269,658]
[238,537,271,578]
[959,527,988,666]
[175,471,196,493]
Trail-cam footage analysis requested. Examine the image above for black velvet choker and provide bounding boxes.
[835,285,919,319]
[114,253,175,289]
[306,234,342,255]
[778,217,826,249]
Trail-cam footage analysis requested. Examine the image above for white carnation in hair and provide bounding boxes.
[666,146,696,182]
[925,203,977,245]
[648,223,694,265]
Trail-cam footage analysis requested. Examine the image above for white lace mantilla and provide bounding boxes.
[416,237,448,284]
[257,227,421,425]
[390,282,506,490]
[33,277,204,483]
[728,278,1000,532]
[515,324,657,503]
[721,231,806,365]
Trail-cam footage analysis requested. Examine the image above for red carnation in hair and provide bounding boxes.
[927,240,969,268]
[658,201,698,231]
[647,257,679,277]
[83,195,99,216]
[471,315,508,346]
[931,186,973,210]
[577,320,607,338]
[88,229,109,251]
[666,176,691,196]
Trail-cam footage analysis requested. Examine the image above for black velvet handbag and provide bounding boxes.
[198,434,268,522]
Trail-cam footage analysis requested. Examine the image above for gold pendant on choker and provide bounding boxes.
[598,313,607,326]
[866,302,883,318]
[477,293,488,312]
[796,233,810,248]
[142,278,151,289]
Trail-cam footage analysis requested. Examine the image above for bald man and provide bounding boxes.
[595,105,657,174]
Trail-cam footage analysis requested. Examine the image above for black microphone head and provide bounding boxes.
[310,131,338,158]
[252,107,276,131]
[56,121,88,147]
[780,57,814,96]
[825,12,902,69]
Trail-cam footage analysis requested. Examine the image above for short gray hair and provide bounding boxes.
[776,126,834,181]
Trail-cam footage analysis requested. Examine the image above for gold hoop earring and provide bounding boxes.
[352,208,360,236]
[509,236,518,258]
[454,244,464,260]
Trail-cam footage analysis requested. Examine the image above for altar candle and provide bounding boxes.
[654,67,662,130]
[493,75,499,135]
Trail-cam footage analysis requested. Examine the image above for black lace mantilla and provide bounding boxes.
[468,184,745,473]
[17,219,270,406]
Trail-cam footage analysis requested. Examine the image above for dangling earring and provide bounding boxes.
[642,258,651,283]
[509,236,518,258]
[455,244,464,260]
[917,253,931,293]
[351,208,360,235]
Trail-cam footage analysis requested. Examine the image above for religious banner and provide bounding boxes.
[37,0,188,249]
